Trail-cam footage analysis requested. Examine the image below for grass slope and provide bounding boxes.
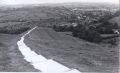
[108,11,120,26]
[109,16,120,26]
[0,33,38,71]
[25,27,119,72]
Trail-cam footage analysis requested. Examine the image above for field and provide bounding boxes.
[24,27,118,72]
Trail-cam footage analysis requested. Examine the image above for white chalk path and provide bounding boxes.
[17,27,81,73]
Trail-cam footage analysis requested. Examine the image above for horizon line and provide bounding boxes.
[0,2,118,6]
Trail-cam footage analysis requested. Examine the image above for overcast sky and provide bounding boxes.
[0,0,119,5]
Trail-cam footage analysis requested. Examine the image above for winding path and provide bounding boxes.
[17,27,81,73]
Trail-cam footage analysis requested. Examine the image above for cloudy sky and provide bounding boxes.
[0,0,119,5]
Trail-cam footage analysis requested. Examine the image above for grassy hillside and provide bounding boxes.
[24,27,118,72]
[0,6,69,22]
[0,3,117,27]
[0,33,38,71]
[108,11,120,27]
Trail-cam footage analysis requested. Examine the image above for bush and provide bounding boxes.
[72,24,101,43]
[53,25,74,32]
[96,21,119,34]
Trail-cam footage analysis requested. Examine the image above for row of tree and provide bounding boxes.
[0,24,30,34]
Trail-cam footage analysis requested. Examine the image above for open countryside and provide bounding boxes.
[0,2,119,73]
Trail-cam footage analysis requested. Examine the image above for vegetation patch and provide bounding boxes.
[0,24,31,34]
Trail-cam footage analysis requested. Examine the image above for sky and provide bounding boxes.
[0,0,119,5]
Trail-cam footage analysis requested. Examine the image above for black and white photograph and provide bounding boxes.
[0,0,119,73]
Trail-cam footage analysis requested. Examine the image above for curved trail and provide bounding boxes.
[17,27,81,73]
